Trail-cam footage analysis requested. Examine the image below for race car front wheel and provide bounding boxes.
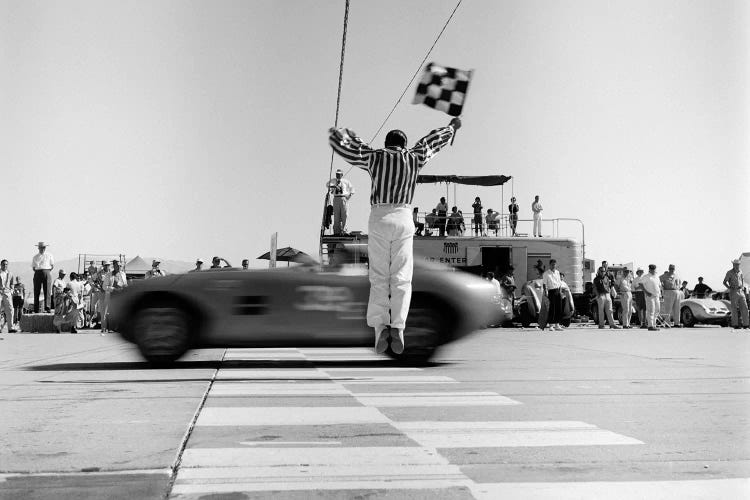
[133,306,191,365]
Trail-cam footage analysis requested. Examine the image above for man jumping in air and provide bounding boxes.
[328,117,461,354]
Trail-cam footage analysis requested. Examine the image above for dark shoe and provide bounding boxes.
[71,328,77,334]
[8,329,17,333]
[374,326,389,354]
[391,328,405,354]
[44,308,51,313]
[598,325,605,329]
[648,327,658,331]
[641,325,647,329]
[674,324,683,328]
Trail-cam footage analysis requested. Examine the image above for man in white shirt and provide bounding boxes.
[486,272,502,294]
[145,260,166,279]
[31,241,55,313]
[52,270,66,310]
[532,195,543,237]
[542,259,564,331]
[639,264,662,331]
[0,260,16,332]
[112,261,128,290]
[327,168,355,236]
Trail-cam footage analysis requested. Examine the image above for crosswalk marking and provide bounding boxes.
[216,369,328,380]
[393,421,644,448]
[195,407,391,426]
[180,446,450,468]
[210,382,350,396]
[469,478,750,500]
[169,347,652,498]
[353,392,521,407]
[335,375,459,384]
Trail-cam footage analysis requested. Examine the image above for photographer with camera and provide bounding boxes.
[326,168,354,236]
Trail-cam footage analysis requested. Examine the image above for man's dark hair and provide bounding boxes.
[384,129,407,148]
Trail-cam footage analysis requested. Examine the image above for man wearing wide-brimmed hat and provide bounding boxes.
[326,168,354,236]
[145,260,165,279]
[31,241,55,313]
[723,259,749,329]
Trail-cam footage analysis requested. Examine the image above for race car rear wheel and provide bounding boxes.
[133,306,191,365]
[680,307,696,328]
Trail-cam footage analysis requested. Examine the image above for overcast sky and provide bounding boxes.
[1,0,748,285]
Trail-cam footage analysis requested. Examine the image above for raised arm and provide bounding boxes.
[411,117,460,164]
[328,128,373,169]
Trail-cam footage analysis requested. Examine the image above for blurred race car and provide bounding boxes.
[514,278,574,328]
[679,294,731,327]
[109,253,500,365]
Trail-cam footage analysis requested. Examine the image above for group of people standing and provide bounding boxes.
[591,260,749,331]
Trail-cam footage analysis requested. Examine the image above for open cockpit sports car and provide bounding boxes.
[109,249,502,365]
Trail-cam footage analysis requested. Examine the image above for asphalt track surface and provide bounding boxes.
[1,325,748,499]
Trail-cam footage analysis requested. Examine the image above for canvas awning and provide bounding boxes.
[417,175,511,186]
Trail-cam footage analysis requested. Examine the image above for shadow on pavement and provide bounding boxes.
[26,358,449,371]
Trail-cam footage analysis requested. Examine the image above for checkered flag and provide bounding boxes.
[412,62,473,117]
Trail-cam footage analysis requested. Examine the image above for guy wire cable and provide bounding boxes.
[368,0,463,145]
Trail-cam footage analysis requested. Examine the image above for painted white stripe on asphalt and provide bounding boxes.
[215,370,329,380]
[223,352,306,360]
[179,447,449,468]
[303,356,389,362]
[210,382,350,396]
[171,479,472,494]
[393,421,644,447]
[353,392,521,407]
[323,367,422,372]
[336,375,458,384]
[298,348,376,355]
[226,348,301,352]
[239,441,342,446]
[195,407,390,426]
[470,478,750,500]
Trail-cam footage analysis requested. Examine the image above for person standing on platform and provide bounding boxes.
[640,264,662,331]
[660,264,682,328]
[532,195,543,237]
[327,168,355,236]
[112,260,128,290]
[436,197,449,237]
[472,197,483,236]
[508,197,519,236]
[413,207,425,236]
[618,268,634,329]
[543,259,564,331]
[329,117,460,354]
[31,241,54,313]
[99,262,114,333]
[723,259,749,329]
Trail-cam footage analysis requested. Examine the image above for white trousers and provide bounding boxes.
[663,289,681,324]
[533,213,542,236]
[596,294,615,327]
[333,196,348,235]
[0,292,13,328]
[367,205,414,330]
[620,291,633,327]
[645,295,659,327]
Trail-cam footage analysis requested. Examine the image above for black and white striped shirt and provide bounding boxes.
[329,125,455,205]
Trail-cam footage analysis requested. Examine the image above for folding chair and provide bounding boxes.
[656,297,671,328]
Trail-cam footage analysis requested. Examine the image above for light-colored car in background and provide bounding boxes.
[679,294,731,327]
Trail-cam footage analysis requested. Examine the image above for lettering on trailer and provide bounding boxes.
[424,256,467,265]
[443,242,459,254]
